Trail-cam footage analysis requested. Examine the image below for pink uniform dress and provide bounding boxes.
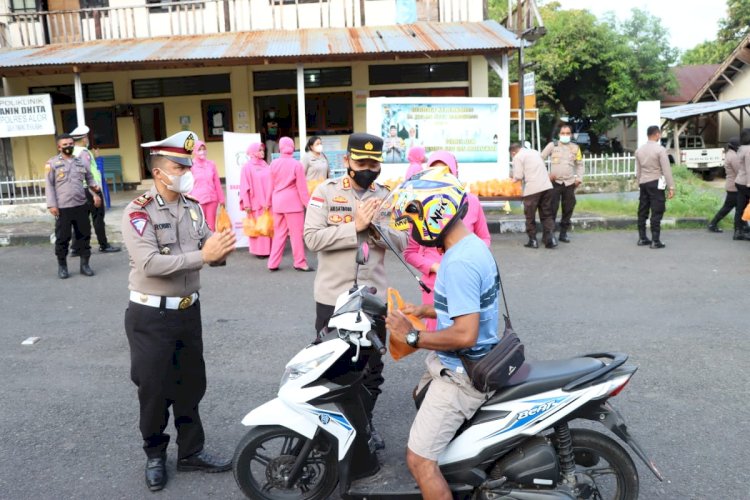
[403,150,491,329]
[189,140,225,231]
[404,146,426,179]
[268,137,311,271]
[239,142,272,257]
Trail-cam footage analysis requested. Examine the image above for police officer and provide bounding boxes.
[70,125,120,254]
[635,125,675,248]
[121,131,236,492]
[510,143,556,249]
[541,124,584,243]
[45,133,102,279]
[303,132,407,450]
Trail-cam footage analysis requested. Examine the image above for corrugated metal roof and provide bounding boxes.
[0,21,519,75]
[612,98,750,121]
[663,64,721,104]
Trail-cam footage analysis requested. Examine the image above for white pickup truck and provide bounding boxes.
[661,135,725,180]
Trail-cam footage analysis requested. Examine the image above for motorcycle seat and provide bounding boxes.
[484,357,604,405]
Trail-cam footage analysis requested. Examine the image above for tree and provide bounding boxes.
[680,0,750,64]
[681,40,734,65]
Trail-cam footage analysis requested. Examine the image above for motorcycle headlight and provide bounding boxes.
[280,351,335,387]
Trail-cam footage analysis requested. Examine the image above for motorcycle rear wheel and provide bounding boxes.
[233,425,338,500]
[568,428,639,500]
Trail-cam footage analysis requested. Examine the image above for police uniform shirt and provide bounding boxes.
[724,149,739,192]
[122,188,210,297]
[541,141,584,186]
[512,148,553,197]
[303,176,407,306]
[635,141,674,189]
[45,154,97,209]
[736,145,750,187]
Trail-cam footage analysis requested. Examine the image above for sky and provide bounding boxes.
[559,0,727,52]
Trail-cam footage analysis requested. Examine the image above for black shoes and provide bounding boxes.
[99,244,121,253]
[545,237,558,249]
[268,267,279,272]
[707,224,722,233]
[637,238,652,246]
[80,258,95,277]
[294,266,315,272]
[145,456,167,491]
[524,238,539,249]
[58,264,69,279]
[733,230,745,240]
[369,420,385,452]
[176,450,232,473]
[558,232,571,243]
[650,241,665,249]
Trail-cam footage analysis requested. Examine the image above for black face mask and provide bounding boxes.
[348,167,380,190]
[61,146,74,156]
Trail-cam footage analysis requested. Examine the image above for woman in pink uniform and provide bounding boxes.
[239,142,272,258]
[403,150,491,329]
[267,137,312,272]
[190,140,225,230]
[404,145,426,180]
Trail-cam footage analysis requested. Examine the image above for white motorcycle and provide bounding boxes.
[232,245,663,499]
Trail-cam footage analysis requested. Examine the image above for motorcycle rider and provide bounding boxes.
[385,168,499,500]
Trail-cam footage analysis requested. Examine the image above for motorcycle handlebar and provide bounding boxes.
[367,330,387,355]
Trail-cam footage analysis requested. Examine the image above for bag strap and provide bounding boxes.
[495,261,511,321]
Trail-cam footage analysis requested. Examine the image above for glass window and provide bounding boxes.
[369,62,469,85]
[60,107,119,149]
[132,74,231,99]
[146,0,203,13]
[10,0,38,13]
[29,82,115,105]
[253,67,351,91]
[254,92,353,136]
[80,0,109,7]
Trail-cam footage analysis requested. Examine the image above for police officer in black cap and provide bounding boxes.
[121,131,236,492]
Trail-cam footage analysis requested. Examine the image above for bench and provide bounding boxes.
[100,155,124,192]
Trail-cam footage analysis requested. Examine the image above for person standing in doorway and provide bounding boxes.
[190,140,225,231]
[268,137,312,272]
[46,133,102,279]
[510,143,556,249]
[262,107,281,163]
[541,124,584,243]
[70,125,120,254]
[239,142,272,258]
[635,125,675,249]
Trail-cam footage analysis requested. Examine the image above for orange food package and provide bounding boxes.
[215,204,232,232]
[386,287,424,361]
[242,214,258,237]
[256,209,274,238]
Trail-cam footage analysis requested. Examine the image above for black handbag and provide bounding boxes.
[458,265,525,393]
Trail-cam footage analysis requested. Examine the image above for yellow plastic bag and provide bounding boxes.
[256,209,274,238]
[215,204,232,232]
[242,213,259,237]
[386,288,424,361]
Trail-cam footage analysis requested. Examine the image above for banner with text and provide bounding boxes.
[0,94,55,138]
[223,131,260,248]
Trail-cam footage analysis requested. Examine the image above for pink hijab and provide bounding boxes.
[192,140,208,166]
[246,142,267,167]
[427,150,458,176]
[279,136,295,156]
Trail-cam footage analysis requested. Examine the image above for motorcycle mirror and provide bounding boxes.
[356,242,369,266]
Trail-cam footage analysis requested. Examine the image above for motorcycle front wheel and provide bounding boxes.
[567,428,639,500]
[232,425,338,500]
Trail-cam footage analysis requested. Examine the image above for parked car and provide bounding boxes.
[660,135,724,180]
[573,132,591,151]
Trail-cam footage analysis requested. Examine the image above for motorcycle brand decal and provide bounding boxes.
[309,409,352,431]
[319,414,331,425]
[333,196,349,204]
[484,396,569,440]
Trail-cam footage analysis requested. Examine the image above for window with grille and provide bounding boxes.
[253,67,352,91]
[369,62,469,85]
[29,82,115,105]
[132,74,230,99]
[60,107,119,149]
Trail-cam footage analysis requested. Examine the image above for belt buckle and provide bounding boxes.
[178,296,192,310]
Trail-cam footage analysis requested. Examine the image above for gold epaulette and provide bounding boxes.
[132,192,153,207]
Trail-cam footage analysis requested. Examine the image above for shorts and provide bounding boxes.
[407,351,491,461]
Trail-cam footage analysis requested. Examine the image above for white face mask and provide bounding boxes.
[313,144,323,153]
[160,170,195,194]
[559,136,572,144]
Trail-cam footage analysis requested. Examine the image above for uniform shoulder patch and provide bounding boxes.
[128,211,150,236]
[309,196,325,209]
[132,192,153,207]
[44,163,51,173]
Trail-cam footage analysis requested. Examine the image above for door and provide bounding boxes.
[46,0,82,43]
[134,103,166,180]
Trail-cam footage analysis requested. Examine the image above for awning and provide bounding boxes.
[0,20,519,77]
[612,98,750,121]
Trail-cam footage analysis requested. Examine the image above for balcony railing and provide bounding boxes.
[0,0,484,48]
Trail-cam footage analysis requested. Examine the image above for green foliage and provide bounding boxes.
[680,40,734,65]
[681,0,750,64]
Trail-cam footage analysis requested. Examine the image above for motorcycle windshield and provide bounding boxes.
[371,178,413,238]
[332,294,363,316]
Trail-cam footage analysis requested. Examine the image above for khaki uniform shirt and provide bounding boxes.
[541,142,584,186]
[512,148,553,197]
[302,153,329,181]
[736,145,750,187]
[122,188,211,297]
[724,149,739,192]
[304,176,407,306]
[635,140,674,188]
[45,154,97,209]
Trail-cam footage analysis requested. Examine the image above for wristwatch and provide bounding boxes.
[405,329,420,348]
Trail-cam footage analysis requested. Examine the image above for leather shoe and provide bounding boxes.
[368,420,385,452]
[707,224,722,233]
[99,245,121,253]
[650,240,666,249]
[545,237,558,249]
[145,456,167,491]
[58,265,69,279]
[637,238,652,246]
[176,450,231,473]
[524,238,538,249]
[558,233,571,243]
[268,267,279,272]
[294,266,315,272]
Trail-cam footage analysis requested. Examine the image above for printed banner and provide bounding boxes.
[0,94,55,138]
[223,131,261,248]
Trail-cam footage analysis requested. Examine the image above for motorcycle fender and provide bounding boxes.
[240,398,317,440]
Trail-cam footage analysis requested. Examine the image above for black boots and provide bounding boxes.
[733,230,746,240]
[650,230,664,249]
[80,257,95,277]
[524,238,539,249]
[545,236,558,249]
[57,259,69,279]
[558,230,571,243]
[637,227,652,247]
[707,223,723,233]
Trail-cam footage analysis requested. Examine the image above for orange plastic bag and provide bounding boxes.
[743,202,750,222]
[215,204,232,232]
[243,213,259,237]
[256,209,274,238]
[386,288,424,361]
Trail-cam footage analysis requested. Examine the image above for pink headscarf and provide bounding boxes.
[427,150,458,176]
[279,136,295,156]
[192,140,208,166]
[407,146,426,165]
[246,142,266,167]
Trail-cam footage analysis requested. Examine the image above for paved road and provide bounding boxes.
[1,230,748,499]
